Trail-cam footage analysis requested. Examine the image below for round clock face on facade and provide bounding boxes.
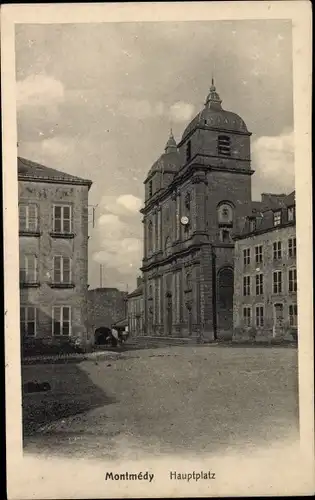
[180,216,189,226]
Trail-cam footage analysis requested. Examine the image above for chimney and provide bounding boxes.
[136,275,143,287]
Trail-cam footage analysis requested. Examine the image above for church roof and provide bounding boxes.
[146,131,180,180]
[18,157,92,187]
[181,80,249,142]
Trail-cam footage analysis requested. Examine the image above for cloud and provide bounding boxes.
[92,194,143,281]
[117,99,165,120]
[117,194,142,213]
[17,74,65,109]
[169,101,195,123]
[94,214,142,275]
[252,128,295,199]
[99,194,143,217]
[116,98,195,124]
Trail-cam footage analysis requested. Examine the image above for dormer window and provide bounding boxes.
[186,140,191,162]
[149,181,153,198]
[288,206,295,222]
[273,211,282,226]
[218,135,231,156]
[249,218,256,232]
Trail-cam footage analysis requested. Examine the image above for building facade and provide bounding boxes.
[233,192,297,340]
[141,81,257,340]
[18,157,92,344]
[87,287,128,343]
[127,276,144,337]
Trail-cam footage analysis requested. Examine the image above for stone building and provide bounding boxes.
[141,80,258,340]
[233,192,297,340]
[87,287,128,343]
[18,157,92,343]
[127,276,144,337]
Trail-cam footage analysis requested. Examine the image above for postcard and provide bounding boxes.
[2,1,314,498]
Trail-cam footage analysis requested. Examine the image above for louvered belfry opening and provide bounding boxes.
[218,135,231,156]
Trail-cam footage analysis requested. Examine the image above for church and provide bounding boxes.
[140,80,255,340]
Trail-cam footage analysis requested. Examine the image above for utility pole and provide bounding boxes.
[88,204,99,229]
[100,264,103,288]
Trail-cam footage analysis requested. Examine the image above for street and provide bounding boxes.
[23,345,299,460]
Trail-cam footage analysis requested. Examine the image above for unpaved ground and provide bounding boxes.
[22,346,299,460]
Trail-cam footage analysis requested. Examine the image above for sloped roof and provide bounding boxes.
[18,157,92,187]
[146,150,180,180]
[128,283,143,298]
[234,191,296,240]
[283,191,295,207]
[113,317,128,328]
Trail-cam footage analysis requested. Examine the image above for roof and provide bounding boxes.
[128,283,143,298]
[234,190,296,240]
[146,150,180,180]
[181,81,249,142]
[18,157,92,188]
[113,317,128,328]
[283,191,295,207]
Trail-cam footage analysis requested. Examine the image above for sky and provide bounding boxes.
[15,20,294,291]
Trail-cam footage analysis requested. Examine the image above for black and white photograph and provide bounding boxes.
[3,2,314,498]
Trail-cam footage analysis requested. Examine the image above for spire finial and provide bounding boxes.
[205,77,222,109]
[165,129,177,153]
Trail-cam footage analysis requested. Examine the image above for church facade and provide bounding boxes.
[140,81,254,340]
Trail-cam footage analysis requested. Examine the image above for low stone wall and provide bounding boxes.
[232,327,298,343]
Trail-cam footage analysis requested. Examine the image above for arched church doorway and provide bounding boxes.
[216,267,234,335]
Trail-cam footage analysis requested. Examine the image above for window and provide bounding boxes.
[221,228,230,242]
[249,218,256,232]
[243,275,251,296]
[273,211,282,226]
[255,245,263,264]
[288,268,297,293]
[149,181,153,198]
[53,306,71,336]
[255,305,264,327]
[184,192,191,210]
[20,255,38,283]
[273,241,282,260]
[148,220,153,253]
[289,304,298,328]
[19,203,38,232]
[243,306,251,327]
[288,206,295,222]
[185,271,192,290]
[218,267,234,309]
[53,205,72,233]
[243,248,250,266]
[273,271,282,294]
[255,273,263,295]
[288,237,296,258]
[20,306,37,336]
[53,256,71,284]
[218,135,231,156]
[186,140,192,162]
